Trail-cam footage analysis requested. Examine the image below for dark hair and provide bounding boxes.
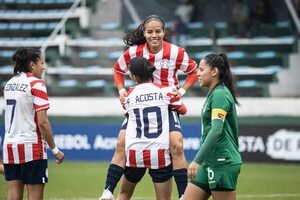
[12,47,42,75]
[204,53,239,105]
[129,56,156,83]
[123,15,170,46]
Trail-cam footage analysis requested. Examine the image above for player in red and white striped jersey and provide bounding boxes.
[114,40,196,88]
[118,56,187,200]
[100,15,197,200]
[2,47,64,200]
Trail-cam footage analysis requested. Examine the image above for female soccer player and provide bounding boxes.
[117,56,187,200]
[99,14,198,200]
[2,47,64,200]
[183,53,242,200]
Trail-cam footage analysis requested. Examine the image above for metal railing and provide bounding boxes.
[40,0,85,55]
[285,0,300,36]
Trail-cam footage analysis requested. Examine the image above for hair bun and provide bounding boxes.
[12,47,27,62]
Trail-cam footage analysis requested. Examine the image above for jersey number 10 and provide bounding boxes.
[133,106,162,139]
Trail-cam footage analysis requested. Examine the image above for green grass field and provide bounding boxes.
[1,162,300,200]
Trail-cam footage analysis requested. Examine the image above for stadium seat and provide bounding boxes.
[107,51,123,60]
[78,50,100,59]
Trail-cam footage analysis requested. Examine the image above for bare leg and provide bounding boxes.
[118,176,137,200]
[153,178,172,200]
[111,129,126,167]
[212,191,236,200]
[183,183,210,200]
[7,180,24,200]
[170,131,187,170]
[0,164,4,174]
[26,184,45,200]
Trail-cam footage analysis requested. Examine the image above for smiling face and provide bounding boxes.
[30,56,45,79]
[143,19,165,54]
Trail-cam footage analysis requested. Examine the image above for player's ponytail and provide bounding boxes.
[12,47,42,75]
[129,57,156,83]
[204,53,239,105]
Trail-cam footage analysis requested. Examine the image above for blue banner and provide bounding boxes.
[0,124,201,162]
[50,124,201,161]
[2,123,300,163]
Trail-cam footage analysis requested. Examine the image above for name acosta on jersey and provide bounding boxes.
[126,92,164,107]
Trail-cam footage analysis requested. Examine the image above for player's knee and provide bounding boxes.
[170,132,184,156]
[8,193,23,200]
[170,141,184,156]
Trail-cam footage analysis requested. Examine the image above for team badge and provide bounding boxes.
[160,59,171,69]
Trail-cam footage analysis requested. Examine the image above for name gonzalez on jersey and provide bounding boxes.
[4,83,28,92]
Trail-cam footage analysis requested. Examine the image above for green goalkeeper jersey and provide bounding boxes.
[194,83,242,167]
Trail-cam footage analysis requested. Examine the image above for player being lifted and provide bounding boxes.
[99,14,197,200]
[118,57,187,200]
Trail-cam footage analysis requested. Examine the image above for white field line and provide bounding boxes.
[238,193,300,198]
[48,193,300,200]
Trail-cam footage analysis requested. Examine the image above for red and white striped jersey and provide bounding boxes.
[113,41,197,88]
[123,83,184,169]
[2,72,50,164]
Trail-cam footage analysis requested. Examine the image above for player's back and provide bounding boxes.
[3,72,49,164]
[124,83,173,169]
[4,72,35,142]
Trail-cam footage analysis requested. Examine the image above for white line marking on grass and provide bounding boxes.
[48,193,300,200]
[238,193,300,199]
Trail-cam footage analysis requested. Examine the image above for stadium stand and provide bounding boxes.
[0,0,299,97]
[0,0,96,95]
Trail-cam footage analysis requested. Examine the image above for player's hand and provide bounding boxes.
[119,88,127,103]
[188,161,199,179]
[172,89,181,98]
[172,87,186,98]
[54,151,64,164]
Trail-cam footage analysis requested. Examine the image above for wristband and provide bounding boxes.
[118,88,126,96]
[178,87,186,97]
[51,146,59,155]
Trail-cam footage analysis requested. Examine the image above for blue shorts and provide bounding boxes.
[124,164,173,183]
[4,159,48,184]
[121,109,182,133]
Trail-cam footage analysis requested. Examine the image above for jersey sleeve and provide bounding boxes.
[31,80,50,112]
[178,48,197,74]
[193,88,230,164]
[193,119,224,164]
[211,88,231,112]
[113,48,131,74]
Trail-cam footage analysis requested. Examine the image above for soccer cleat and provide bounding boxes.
[98,189,115,200]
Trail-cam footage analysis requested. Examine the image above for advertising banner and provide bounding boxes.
[1,123,300,163]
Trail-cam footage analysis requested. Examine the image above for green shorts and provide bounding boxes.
[190,163,241,193]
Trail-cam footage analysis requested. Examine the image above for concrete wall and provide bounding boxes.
[1,97,299,117]
[270,41,300,97]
